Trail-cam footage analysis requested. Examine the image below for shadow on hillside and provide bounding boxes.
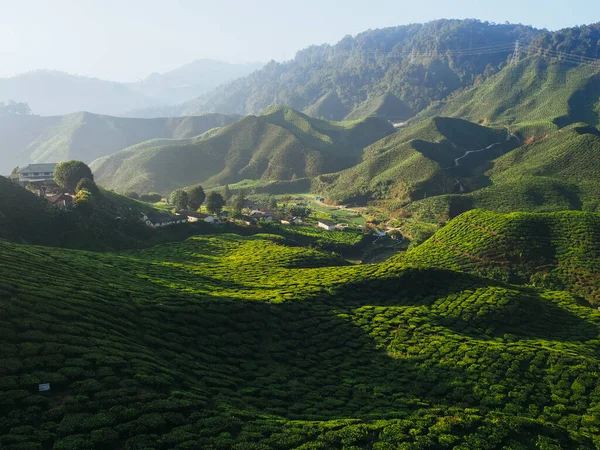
[128,267,600,421]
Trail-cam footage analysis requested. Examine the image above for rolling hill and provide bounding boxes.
[1,210,600,447]
[401,209,600,303]
[419,57,600,137]
[403,122,600,219]
[313,116,515,204]
[91,106,396,194]
[0,112,241,175]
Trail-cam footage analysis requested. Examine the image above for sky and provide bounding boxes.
[0,0,598,82]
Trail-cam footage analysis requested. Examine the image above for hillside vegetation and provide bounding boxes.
[0,112,240,175]
[91,106,395,194]
[401,209,600,303]
[420,58,600,137]
[404,123,600,218]
[314,116,514,204]
[2,210,600,447]
[158,19,538,120]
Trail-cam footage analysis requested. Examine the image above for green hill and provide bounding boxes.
[314,116,513,204]
[404,123,600,218]
[345,92,414,121]
[303,91,349,120]
[0,112,240,175]
[91,106,396,194]
[2,211,600,447]
[401,209,600,303]
[419,57,600,137]
[0,175,197,251]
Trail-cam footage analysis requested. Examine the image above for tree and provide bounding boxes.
[288,206,311,219]
[73,189,95,217]
[223,184,232,202]
[0,100,32,117]
[54,161,94,193]
[187,185,206,210]
[140,192,162,203]
[268,196,278,209]
[75,178,99,196]
[206,192,225,215]
[233,193,246,213]
[170,189,189,210]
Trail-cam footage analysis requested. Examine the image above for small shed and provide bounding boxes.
[317,219,336,231]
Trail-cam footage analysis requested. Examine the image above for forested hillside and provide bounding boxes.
[167,20,539,120]
[91,106,395,194]
[2,211,600,448]
[0,112,240,175]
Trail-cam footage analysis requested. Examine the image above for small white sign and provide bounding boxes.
[38,383,50,392]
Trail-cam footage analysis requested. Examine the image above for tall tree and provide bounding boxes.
[223,184,232,202]
[233,193,246,213]
[75,178,99,196]
[170,189,189,210]
[206,192,225,215]
[54,161,94,193]
[187,185,206,210]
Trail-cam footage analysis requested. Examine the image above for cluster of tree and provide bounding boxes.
[53,161,100,216]
[125,192,162,203]
[528,22,600,60]
[0,100,32,117]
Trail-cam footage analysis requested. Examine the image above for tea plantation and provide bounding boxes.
[2,211,600,449]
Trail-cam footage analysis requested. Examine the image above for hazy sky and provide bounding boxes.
[0,0,598,82]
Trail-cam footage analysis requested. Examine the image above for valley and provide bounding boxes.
[1,15,600,450]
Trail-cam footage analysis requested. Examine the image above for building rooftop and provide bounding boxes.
[18,163,57,174]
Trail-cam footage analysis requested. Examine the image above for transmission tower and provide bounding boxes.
[511,40,520,65]
[410,48,416,65]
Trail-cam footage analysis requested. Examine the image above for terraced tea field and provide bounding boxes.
[2,211,600,448]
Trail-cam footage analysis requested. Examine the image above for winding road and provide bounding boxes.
[450,129,512,168]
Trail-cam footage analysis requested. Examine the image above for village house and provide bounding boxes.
[179,210,209,222]
[46,193,73,207]
[141,212,187,228]
[317,219,336,231]
[11,163,58,187]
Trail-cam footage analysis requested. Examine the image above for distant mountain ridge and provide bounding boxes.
[0,112,241,175]
[0,60,263,117]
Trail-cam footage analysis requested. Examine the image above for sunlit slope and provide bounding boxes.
[91,105,395,194]
[1,229,600,447]
[420,58,600,137]
[0,112,240,174]
[314,116,512,204]
[401,209,600,303]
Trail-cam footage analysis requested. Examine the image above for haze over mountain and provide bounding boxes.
[0,112,240,175]
[0,60,263,117]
